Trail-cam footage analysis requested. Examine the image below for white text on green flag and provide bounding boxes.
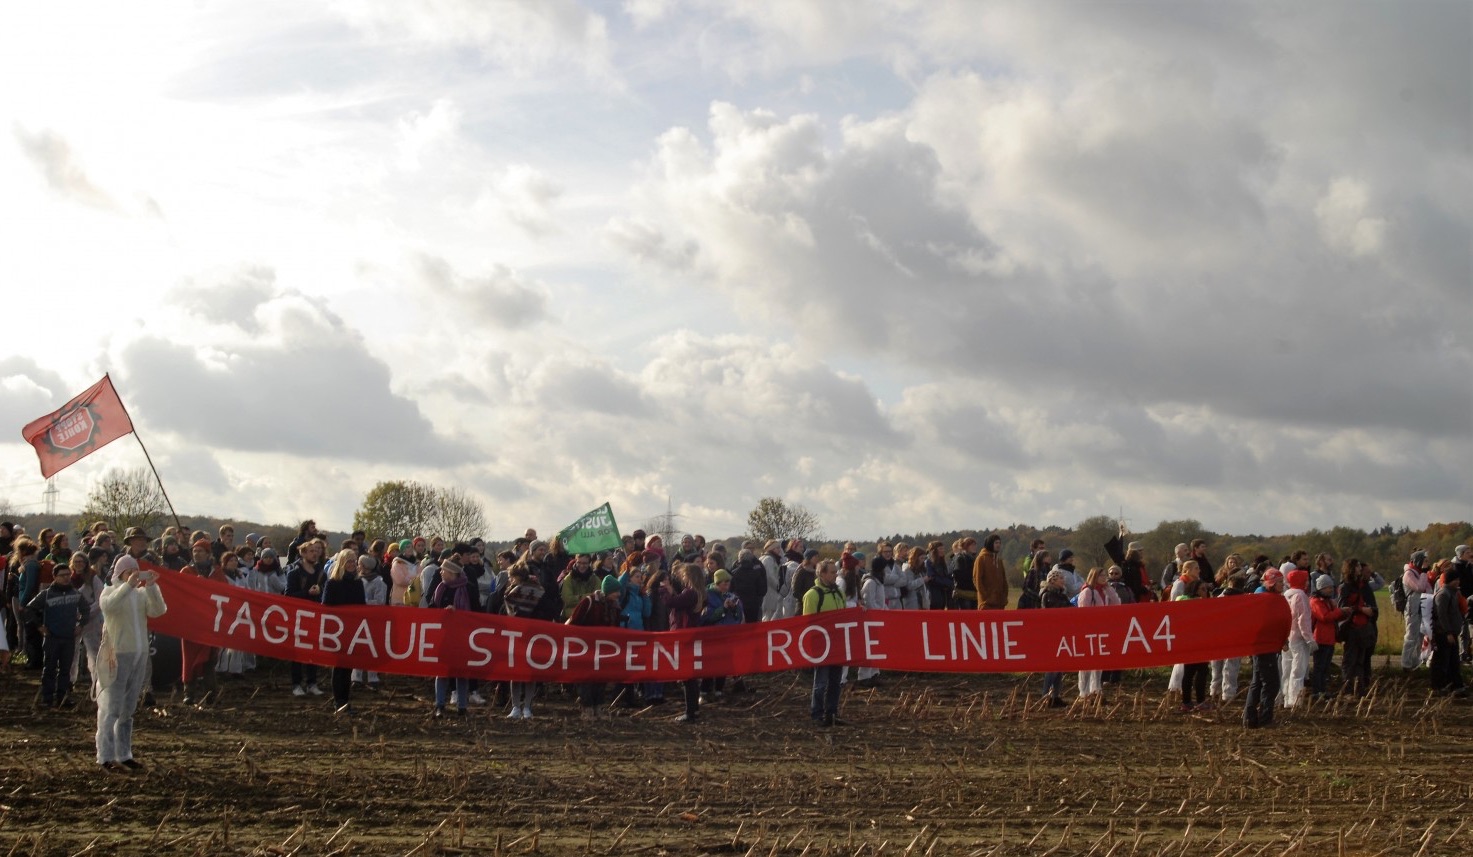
[559,502,622,554]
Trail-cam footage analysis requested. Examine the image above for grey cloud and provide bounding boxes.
[13,125,120,211]
[169,267,277,333]
[415,254,548,329]
[117,291,468,465]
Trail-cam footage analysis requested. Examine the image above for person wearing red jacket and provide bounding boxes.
[1308,575,1346,701]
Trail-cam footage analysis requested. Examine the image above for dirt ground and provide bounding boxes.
[1,658,1470,856]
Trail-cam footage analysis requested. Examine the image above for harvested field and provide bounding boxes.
[1,661,1470,856]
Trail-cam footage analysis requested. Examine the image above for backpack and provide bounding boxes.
[1390,574,1407,614]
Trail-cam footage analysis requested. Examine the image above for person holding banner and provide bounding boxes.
[804,559,848,727]
[665,563,708,723]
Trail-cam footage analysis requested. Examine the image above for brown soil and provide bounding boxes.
[1,662,1470,856]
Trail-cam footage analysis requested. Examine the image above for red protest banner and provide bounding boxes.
[146,565,1291,682]
[21,375,135,478]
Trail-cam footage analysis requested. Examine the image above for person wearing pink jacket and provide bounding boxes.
[1280,567,1315,708]
[1075,567,1120,699]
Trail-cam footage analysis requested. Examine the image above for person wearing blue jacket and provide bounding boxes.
[26,560,90,707]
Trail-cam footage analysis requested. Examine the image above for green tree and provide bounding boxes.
[1069,515,1122,569]
[745,497,824,544]
[78,467,168,538]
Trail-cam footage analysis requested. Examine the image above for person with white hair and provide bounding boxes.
[95,555,167,773]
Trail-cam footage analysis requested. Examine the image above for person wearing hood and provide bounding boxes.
[760,540,793,620]
[1279,567,1315,709]
[95,555,166,772]
[1052,549,1083,600]
[389,541,416,606]
[249,548,286,596]
[1308,575,1346,700]
[728,548,767,624]
[973,534,1009,611]
[1401,551,1434,670]
[1243,569,1285,728]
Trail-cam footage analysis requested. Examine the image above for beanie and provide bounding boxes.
[1313,574,1335,592]
[712,569,732,584]
[1286,569,1310,592]
[600,574,621,596]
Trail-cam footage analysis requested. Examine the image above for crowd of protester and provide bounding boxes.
[3,518,1470,771]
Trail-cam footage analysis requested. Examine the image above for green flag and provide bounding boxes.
[559,502,622,555]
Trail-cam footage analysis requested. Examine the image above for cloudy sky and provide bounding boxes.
[2,0,1469,540]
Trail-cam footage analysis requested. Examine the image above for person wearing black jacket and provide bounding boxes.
[729,549,767,624]
[321,549,366,715]
[285,539,327,697]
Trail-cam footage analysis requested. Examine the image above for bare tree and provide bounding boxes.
[745,497,823,544]
[353,481,487,543]
[78,468,167,537]
[431,486,488,543]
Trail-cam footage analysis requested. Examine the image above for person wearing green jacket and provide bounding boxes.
[803,560,848,727]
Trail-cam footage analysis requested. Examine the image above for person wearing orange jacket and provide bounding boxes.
[972,534,1009,611]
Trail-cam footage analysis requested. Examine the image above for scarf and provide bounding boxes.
[437,572,471,611]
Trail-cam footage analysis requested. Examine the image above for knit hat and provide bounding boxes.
[1313,574,1334,592]
[245,532,260,544]
[1261,569,1284,589]
[1411,550,1428,565]
[398,539,412,551]
[114,555,139,575]
[1286,569,1310,592]
[712,569,732,584]
[260,547,279,560]
[1279,561,1297,574]
[600,574,621,596]
[1058,549,1074,562]
[803,549,820,560]
[192,538,212,552]
[1456,545,1470,558]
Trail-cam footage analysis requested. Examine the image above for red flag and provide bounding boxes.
[21,375,135,478]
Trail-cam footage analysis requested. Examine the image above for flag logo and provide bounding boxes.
[22,375,136,479]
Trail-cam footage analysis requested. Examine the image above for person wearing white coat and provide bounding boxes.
[1076,568,1121,697]
[1401,554,1433,670]
[95,555,167,772]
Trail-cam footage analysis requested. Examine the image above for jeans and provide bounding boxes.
[41,635,76,704]
[1243,652,1280,727]
[811,665,843,720]
[577,682,606,709]
[1341,624,1376,697]
[435,676,469,710]
[1042,672,1063,698]
[1310,644,1335,696]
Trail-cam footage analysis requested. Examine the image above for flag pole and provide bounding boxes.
[107,373,185,535]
